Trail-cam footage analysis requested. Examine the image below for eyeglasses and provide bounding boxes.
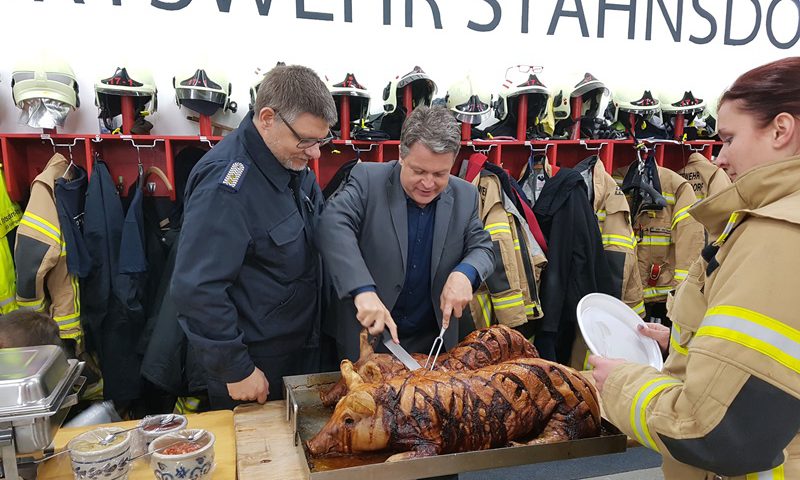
[276,111,335,149]
[504,65,543,80]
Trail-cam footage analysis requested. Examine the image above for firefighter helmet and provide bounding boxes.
[174,68,236,116]
[446,74,492,125]
[11,57,80,109]
[326,72,371,127]
[494,65,550,124]
[382,66,437,114]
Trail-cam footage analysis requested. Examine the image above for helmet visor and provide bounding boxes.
[18,98,72,129]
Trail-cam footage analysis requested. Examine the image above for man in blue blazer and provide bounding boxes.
[317,106,495,361]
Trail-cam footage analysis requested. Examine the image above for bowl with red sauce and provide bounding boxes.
[138,414,188,447]
[149,429,215,480]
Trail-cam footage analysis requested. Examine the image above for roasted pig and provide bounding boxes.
[307,357,601,459]
[320,325,539,407]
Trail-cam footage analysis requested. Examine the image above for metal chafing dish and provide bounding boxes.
[0,345,85,480]
[285,371,627,480]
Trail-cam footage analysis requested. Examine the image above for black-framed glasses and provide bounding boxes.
[276,111,334,149]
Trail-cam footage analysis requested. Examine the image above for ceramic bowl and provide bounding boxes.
[149,429,215,480]
[138,414,188,447]
[67,426,132,480]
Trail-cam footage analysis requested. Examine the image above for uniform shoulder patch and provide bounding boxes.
[218,160,249,192]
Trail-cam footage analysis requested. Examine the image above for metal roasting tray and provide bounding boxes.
[284,371,627,480]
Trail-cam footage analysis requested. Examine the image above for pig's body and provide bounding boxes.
[308,357,601,458]
[320,325,539,408]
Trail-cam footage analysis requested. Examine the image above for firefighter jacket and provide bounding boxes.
[15,153,83,348]
[469,170,546,330]
[0,168,22,314]
[601,155,800,480]
[577,156,644,316]
[615,160,704,304]
[533,169,615,364]
[678,153,732,201]
[568,156,644,370]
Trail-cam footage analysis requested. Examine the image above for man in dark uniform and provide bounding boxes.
[172,65,337,409]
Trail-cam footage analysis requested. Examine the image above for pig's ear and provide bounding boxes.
[359,361,383,384]
[359,329,374,360]
[341,360,363,389]
[349,390,376,416]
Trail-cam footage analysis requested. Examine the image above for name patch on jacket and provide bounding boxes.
[219,160,249,192]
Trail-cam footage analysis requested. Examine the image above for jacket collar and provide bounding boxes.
[691,155,800,239]
[240,111,291,192]
[35,153,70,190]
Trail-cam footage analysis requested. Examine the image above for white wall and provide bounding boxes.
[0,0,797,135]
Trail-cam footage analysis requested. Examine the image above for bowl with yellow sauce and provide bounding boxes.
[67,427,132,480]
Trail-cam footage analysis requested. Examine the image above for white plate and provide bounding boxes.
[576,293,664,370]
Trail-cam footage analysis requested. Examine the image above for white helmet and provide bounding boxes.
[695,94,720,138]
[611,88,668,139]
[659,90,706,139]
[326,72,370,127]
[446,74,492,125]
[95,66,157,116]
[552,72,611,124]
[494,65,549,122]
[659,90,706,116]
[94,67,157,133]
[552,72,618,139]
[11,57,80,109]
[382,66,437,114]
[174,68,236,116]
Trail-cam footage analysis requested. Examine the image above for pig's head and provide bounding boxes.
[307,360,390,456]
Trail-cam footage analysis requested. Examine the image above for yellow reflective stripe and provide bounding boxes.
[602,234,636,250]
[674,269,688,282]
[639,235,671,246]
[476,294,492,328]
[583,350,591,371]
[485,221,513,235]
[524,303,538,317]
[492,293,525,310]
[596,210,607,222]
[485,222,510,230]
[632,301,646,316]
[613,176,623,185]
[24,212,60,236]
[54,312,79,322]
[747,464,785,480]
[662,192,676,205]
[714,212,741,246]
[514,239,521,251]
[20,219,61,244]
[698,306,800,375]
[59,330,82,339]
[670,323,688,355]
[671,205,692,229]
[644,286,673,299]
[71,275,80,314]
[630,377,681,451]
[17,299,44,310]
[0,295,16,307]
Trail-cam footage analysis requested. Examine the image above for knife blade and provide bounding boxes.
[382,331,422,371]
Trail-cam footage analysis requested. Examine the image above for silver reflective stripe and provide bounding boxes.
[702,314,800,365]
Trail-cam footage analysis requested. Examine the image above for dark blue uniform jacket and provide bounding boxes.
[172,112,323,384]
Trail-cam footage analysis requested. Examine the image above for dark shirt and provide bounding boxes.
[392,198,437,335]
[351,195,479,336]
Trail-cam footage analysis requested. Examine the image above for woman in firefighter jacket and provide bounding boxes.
[590,56,800,480]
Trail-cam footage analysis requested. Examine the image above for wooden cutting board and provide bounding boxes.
[234,401,307,480]
[38,410,236,479]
